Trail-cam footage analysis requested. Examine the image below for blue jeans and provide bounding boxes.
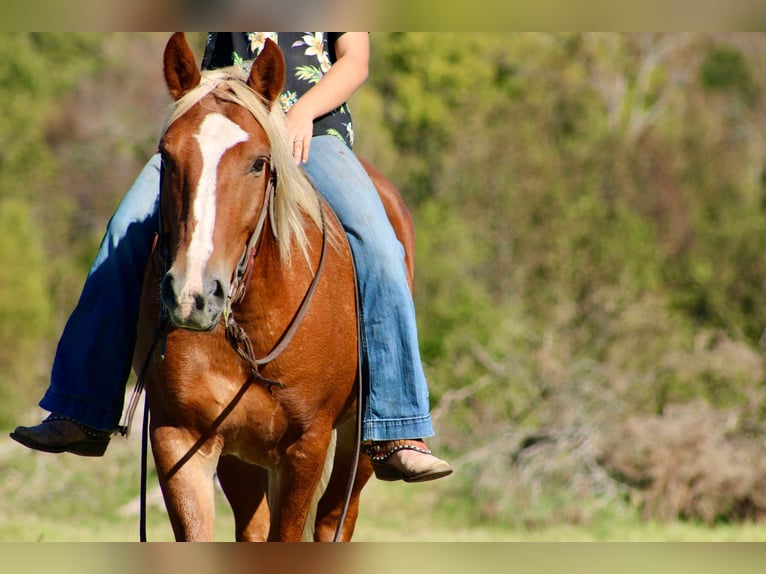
[41,136,434,441]
[42,156,161,430]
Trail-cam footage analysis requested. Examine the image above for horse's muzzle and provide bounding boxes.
[161,270,227,331]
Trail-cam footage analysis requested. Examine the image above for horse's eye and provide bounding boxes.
[250,157,267,175]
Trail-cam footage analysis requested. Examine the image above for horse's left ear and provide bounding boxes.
[247,39,285,109]
[164,32,202,101]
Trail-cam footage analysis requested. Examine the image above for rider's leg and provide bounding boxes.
[301,136,451,482]
[11,154,161,455]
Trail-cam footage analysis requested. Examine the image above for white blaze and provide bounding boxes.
[179,112,248,312]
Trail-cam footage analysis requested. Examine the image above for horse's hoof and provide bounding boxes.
[10,414,111,457]
[367,439,453,483]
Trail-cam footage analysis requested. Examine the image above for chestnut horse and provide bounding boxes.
[133,33,414,541]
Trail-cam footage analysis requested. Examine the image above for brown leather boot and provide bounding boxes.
[366,439,453,483]
[10,414,111,457]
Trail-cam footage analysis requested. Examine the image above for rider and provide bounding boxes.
[11,32,452,483]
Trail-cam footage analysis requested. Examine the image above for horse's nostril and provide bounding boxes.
[212,279,225,299]
[161,273,177,309]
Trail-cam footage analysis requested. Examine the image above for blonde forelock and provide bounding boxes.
[162,66,326,264]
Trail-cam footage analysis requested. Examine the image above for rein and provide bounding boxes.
[223,167,330,393]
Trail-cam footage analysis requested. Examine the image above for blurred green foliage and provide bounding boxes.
[361,33,766,526]
[0,33,105,428]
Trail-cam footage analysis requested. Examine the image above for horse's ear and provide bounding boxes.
[247,39,285,109]
[164,32,202,101]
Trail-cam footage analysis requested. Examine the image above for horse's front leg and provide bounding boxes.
[268,427,334,541]
[314,415,374,541]
[217,455,270,541]
[151,424,221,541]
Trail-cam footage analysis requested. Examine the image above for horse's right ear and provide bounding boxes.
[164,32,201,101]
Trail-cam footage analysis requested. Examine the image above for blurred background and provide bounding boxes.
[3,32,766,541]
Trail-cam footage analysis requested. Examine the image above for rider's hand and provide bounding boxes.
[286,107,314,164]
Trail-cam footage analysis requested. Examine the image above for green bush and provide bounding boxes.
[0,198,54,426]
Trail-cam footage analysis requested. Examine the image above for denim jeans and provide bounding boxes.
[41,155,161,431]
[41,136,434,441]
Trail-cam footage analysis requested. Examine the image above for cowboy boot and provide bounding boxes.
[366,439,453,483]
[10,414,111,457]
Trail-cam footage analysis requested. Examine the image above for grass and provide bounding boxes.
[355,479,766,542]
[3,419,766,542]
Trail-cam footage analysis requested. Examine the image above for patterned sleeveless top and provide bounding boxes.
[201,32,354,148]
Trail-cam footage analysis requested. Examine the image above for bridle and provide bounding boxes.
[121,156,328,424]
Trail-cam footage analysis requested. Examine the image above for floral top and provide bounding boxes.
[202,32,354,148]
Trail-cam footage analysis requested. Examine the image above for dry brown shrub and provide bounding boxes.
[598,401,766,524]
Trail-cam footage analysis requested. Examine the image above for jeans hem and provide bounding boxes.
[39,389,122,432]
[362,415,434,442]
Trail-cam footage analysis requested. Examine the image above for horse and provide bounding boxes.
[132,32,416,541]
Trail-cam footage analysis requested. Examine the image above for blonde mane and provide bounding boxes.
[162,66,325,264]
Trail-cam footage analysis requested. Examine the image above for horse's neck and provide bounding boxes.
[236,222,320,335]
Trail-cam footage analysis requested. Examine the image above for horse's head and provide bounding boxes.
[157,33,287,331]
